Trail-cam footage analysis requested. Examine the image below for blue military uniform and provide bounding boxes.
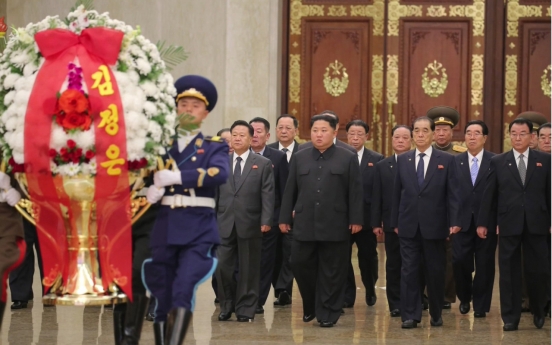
[142,75,229,344]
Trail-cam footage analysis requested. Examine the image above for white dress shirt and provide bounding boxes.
[513,147,529,167]
[468,149,485,170]
[278,141,295,162]
[233,150,250,174]
[177,129,201,153]
[357,146,365,165]
[251,146,266,156]
[415,146,433,178]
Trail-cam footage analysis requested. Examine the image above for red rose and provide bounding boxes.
[48,149,57,158]
[60,147,68,155]
[58,89,89,114]
[8,157,24,173]
[61,112,92,131]
[75,148,83,157]
[67,140,76,149]
[85,150,95,160]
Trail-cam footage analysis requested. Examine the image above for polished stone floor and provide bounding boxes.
[1,244,550,344]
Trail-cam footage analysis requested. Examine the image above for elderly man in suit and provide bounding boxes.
[452,120,496,318]
[298,111,356,153]
[343,120,383,309]
[477,117,551,331]
[372,125,412,317]
[391,116,461,329]
[268,114,299,306]
[538,123,551,153]
[248,117,289,314]
[216,120,275,322]
[280,114,363,328]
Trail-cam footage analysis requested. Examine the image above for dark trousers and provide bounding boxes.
[384,231,401,311]
[258,224,279,306]
[131,233,151,295]
[499,225,550,324]
[9,219,43,301]
[452,220,497,312]
[344,230,378,306]
[400,229,446,322]
[444,240,456,303]
[291,239,349,323]
[274,230,294,297]
[216,226,262,318]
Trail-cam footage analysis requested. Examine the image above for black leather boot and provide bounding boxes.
[0,302,6,331]
[121,295,150,345]
[154,321,166,345]
[113,303,126,345]
[165,308,192,345]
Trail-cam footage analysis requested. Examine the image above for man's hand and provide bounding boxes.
[496,226,499,235]
[5,188,21,207]
[146,187,165,204]
[350,224,362,234]
[154,170,182,188]
[449,226,461,235]
[261,225,271,233]
[373,227,383,236]
[0,172,11,190]
[279,224,291,233]
[476,226,488,239]
[394,228,398,234]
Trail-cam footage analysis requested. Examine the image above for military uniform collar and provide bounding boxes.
[433,142,451,152]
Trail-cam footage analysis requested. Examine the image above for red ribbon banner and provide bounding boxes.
[24,28,133,298]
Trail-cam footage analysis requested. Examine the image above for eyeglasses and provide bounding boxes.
[510,133,530,139]
[465,132,484,138]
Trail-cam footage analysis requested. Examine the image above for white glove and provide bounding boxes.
[0,171,11,190]
[154,170,182,188]
[0,191,6,203]
[5,188,21,206]
[146,186,165,204]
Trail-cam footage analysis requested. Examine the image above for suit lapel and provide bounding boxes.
[360,150,369,171]
[473,151,490,188]
[420,150,439,192]
[506,150,524,187]
[229,155,236,191]
[459,152,472,186]
[406,151,419,192]
[524,149,537,187]
[235,154,255,193]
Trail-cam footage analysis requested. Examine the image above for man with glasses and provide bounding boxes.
[517,111,548,150]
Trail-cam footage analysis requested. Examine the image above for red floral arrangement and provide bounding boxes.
[50,139,95,165]
[54,89,92,132]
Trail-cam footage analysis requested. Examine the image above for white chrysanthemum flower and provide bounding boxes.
[4,91,15,106]
[134,58,151,75]
[71,130,95,149]
[5,117,17,131]
[66,163,80,176]
[51,126,70,150]
[23,63,38,77]
[143,101,157,117]
[140,81,158,97]
[3,74,20,89]
[14,90,30,106]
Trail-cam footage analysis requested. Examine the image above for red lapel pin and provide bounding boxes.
[438,165,444,169]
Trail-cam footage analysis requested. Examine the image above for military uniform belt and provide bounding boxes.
[161,195,216,208]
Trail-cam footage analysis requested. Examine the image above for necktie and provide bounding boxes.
[282,148,290,162]
[470,157,479,185]
[518,154,526,184]
[234,157,242,185]
[417,153,425,186]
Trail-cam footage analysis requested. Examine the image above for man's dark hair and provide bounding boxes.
[391,125,412,137]
[310,114,337,130]
[538,122,551,136]
[319,110,339,124]
[412,116,435,132]
[345,119,369,134]
[249,117,270,132]
[508,117,533,133]
[464,120,489,136]
[216,128,230,136]
[230,120,254,137]
[276,114,298,128]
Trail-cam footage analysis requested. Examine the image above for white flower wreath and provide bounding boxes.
[0,5,176,175]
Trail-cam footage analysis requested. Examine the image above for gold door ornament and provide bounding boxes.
[422,60,448,98]
[541,65,551,98]
[323,60,349,97]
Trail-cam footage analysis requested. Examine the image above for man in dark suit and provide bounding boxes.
[268,114,299,306]
[343,120,383,308]
[451,120,496,318]
[216,120,275,322]
[298,110,356,153]
[390,116,461,328]
[248,117,289,314]
[372,125,412,317]
[477,117,551,331]
[280,114,363,328]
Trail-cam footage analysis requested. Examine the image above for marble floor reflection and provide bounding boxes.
[1,244,550,344]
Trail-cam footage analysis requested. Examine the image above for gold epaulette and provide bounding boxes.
[205,136,224,143]
[453,145,468,153]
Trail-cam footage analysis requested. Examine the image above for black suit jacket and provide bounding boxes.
[477,149,551,236]
[268,140,299,157]
[298,140,356,153]
[371,154,397,232]
[454,150,496,232]
[359,149,384,228]
[390,149,461,240]
[280,145,364,242]
[258,146,289,224]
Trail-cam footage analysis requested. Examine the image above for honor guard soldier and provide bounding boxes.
[517,111,548,150]
[143,75,229,345]
[426,106,465,310]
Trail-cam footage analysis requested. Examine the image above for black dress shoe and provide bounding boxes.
[442,302,451,309]
[430,317,443,326]
[319,320,334,328]
[341,308,345,314]
[401,320,418,329]
[503,323,518,331]
[534,315,545,329]
[145,312,154,322]
[214,298,219,304]
[367,295,377,306]
[236,315,253,322]
[303,314,315,322]
[255,306,264,314]
[390,309,401,317]
[422,296,429,310]
[218,311,232,321]
[11,301,28,310]
[473,311,486,318]
[274,291,291,306]
[343,302,354,308]
[459,302,470,314]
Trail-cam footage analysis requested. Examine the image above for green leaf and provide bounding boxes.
[156,40,188,71]
[176,113,199,135]
[70,0,95,12]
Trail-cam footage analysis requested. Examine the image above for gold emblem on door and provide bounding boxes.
[541,65,551,98]
[323,60,349,97]
[422,60,448,98]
